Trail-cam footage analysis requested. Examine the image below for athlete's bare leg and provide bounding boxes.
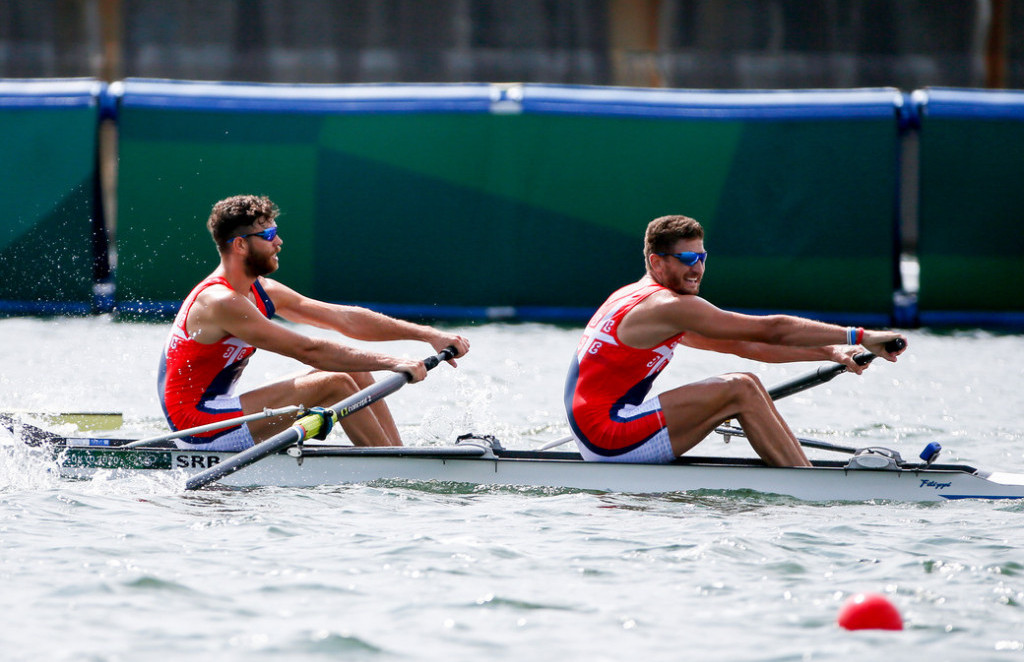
[240,370,401,446]
[658,372,810,467]
[348,370,402,444]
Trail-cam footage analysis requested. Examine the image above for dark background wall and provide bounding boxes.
[4,1,1023,325]
[1,0,1020,89]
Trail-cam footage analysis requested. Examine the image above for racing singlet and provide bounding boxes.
[157,276,275,443]
[564,280,686,456]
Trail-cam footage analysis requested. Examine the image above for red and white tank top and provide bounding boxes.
[157,276,275,435]
[564,280,686,450]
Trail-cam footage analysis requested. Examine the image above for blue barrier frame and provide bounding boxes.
[5,79,1024,328]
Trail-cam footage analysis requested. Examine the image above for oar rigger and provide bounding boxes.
[287,406,337,466]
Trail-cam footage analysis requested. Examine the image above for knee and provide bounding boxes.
[323,372,359,398]
[348,371,376,389]
[724,372,766,402]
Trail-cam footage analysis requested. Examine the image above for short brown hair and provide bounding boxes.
[644,215,704,266]
[207,195,280,252]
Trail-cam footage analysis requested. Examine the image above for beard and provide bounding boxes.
[244,250,278,277]
[668,273,700,295]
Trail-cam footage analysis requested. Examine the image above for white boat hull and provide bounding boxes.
[54,442,1024,502]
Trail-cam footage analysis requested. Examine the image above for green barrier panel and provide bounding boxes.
[114,81,900,320]
[0,80,101,314]
[916,88,1024,319]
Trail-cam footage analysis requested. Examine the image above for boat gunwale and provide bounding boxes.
[51,437,987,477]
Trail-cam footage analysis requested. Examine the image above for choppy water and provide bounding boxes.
[3,317,1024,661]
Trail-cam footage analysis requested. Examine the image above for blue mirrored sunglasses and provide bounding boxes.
[656,251,707,266]
[229,226,278,243]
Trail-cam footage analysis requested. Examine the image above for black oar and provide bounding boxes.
[768,338,906,401]
[185,347,456,490]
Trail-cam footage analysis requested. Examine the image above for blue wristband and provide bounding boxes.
[846,327,856,345]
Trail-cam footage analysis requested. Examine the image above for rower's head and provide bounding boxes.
[207,195,280,254]
[645,215,706,295]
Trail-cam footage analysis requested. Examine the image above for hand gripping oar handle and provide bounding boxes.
[768,338,906,402]
[184,346,457,491]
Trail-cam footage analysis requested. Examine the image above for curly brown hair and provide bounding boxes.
[207,195,280,252]
[643,215,704,268]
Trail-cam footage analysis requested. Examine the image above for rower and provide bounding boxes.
[158,194,469,452]
[564,214,907,467]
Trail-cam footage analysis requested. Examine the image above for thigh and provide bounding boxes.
[658,374,749,455]
[239,370,358,440]
[239,369,347,413]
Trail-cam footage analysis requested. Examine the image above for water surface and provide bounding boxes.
[3,318,1024,660]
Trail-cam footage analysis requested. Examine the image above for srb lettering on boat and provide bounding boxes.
[175,454,222,469]
[920,479,952,490]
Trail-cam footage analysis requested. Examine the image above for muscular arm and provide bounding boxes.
[620,287,905,364]
[191,284,420,375]
[267,279,431,340]
[260,278,468,363]
[680,332,838,363]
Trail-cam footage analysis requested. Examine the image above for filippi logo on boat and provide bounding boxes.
[920,479,952,490]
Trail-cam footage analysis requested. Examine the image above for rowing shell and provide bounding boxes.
[32,433,1024,502]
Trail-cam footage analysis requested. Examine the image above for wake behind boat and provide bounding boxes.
[8,422,1024,502]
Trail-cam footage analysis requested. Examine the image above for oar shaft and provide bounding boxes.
[767,359,868,401]
[185,347,456,490]
[184,376,408,490]
[721,337,906,456]
[184,426,304,490]
[122,405,304,449]
[768,338,906,402]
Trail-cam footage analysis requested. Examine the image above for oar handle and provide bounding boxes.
[769,338,905,401]
[424,345,458,370]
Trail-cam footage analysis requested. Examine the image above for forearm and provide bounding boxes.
[759,315,859,347]
[728,340,838,364]
[329,306,435,343]
[296,337,408,373]
[285,300,435,344]
[754,316,904,363]
[275,296,468,366]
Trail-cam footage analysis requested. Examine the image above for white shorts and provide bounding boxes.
[174,422,255,452]
[574,426,676,464]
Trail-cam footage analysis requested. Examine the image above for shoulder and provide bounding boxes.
[618,290,710,347]
[195,279,240,305]
[257,277,301,301]
[635,287,712,317]
[192,282,258,325]
[184,280,253,342]
[257,277,309,316]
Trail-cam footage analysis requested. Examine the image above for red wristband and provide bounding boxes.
[856,327,864,344]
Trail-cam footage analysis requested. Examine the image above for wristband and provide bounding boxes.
[846,327,856,345]
[856,327,864,344]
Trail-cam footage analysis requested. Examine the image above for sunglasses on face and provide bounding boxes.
[656,251,708,267]
[229,226,278,243]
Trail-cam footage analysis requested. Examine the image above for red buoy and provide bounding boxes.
[837,593,904,631]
